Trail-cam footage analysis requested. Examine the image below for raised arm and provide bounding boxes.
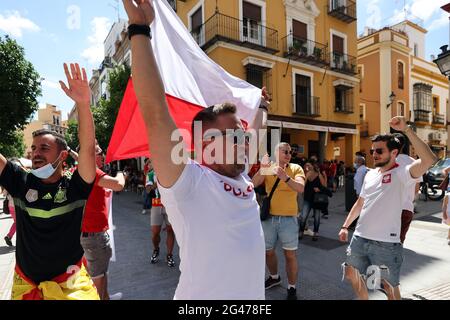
[0,154,6,177]
[389,116,437,179]
[122,0,185,188]
[59,63,96,184]
[98,174,125,192]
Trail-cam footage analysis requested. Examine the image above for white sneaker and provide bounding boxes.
[141,209,147,215]
[109,292,123,300]
[304,229,314,236]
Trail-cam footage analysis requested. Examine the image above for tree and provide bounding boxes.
[0,36,42,143]
[64,120,79,166]
[93,64,131,151]
[0,131,26,158]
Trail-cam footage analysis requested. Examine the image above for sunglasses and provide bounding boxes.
[204,129,251,145]
[281,150,293,155]
[369,148,385,155]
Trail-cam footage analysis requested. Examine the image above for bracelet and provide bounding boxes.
[128,24,151,40]
[341,226,348,230]
[284,177,291,183]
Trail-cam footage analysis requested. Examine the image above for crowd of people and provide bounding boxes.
[1,0,449,302]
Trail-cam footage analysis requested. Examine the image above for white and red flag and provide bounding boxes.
[106,0,261,163]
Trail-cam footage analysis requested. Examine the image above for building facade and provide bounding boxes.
[358,21,448,166]
[175,0,360,164]
[22,104,68,156]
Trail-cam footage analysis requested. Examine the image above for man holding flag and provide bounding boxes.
[121,0,269,299]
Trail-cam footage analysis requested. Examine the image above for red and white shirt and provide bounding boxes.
[356,163,416,243]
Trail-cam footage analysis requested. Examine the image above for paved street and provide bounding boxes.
[0,188,449,300]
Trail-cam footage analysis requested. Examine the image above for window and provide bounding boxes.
[359,104,365,121]
[190,6,203,44]
[335,87,353,113]
[292,19,307,40]
[432,96,439,115]
[332,34,345,68]
[295,74,312,114]
[414,43,418,57]
[398,61,404,89]
[413,83,432,112]
[398,102,405,117]
[357,66,363,92]
[243,1,262,44]
[246,65,272,96]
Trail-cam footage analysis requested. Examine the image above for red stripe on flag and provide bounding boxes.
[105,78,203,163]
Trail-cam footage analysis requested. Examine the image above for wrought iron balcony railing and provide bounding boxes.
[282,34,328,67]
[328,0,357,23]
[292,94,320,117]
[191,13,279,54]
[330,51,357,75]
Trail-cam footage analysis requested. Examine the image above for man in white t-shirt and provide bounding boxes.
[338,116,437,300]
[393,133,421,244]
[122,0,269,299]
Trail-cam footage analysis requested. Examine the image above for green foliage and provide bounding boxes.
[0,131,26,158]
[0,36,42,140]
[93,64,131,151]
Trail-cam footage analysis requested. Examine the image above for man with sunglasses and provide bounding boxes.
[69,143,125,300]
[338,116,437,300]
[122,0,270,299]
[252,143,306,300]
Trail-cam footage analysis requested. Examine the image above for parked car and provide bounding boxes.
[426,158,450,185]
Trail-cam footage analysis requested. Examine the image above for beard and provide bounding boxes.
[374,155,391,168]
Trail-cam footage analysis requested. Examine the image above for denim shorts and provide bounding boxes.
[262,215,299,251]
[346,235,403,287]
[80,232,112,278]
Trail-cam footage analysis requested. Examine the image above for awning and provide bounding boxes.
[272,121,358,135]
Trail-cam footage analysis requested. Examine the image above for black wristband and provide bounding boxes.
[341,226,348,230]
[284,177,291,183]
[128,24,151,40]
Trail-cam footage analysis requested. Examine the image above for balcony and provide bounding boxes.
[330,52,357,75]
[414,110,430,123]
[360,121,369,137]
[328,0,357,23]
[192,13,279,54]
[282,34,328,67]
[432,114,445,125]
[292,94,320,117]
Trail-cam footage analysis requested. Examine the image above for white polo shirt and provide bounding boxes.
[355,163,416,243]
[158,158,265,300]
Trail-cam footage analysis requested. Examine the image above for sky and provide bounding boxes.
[0,0,449,120]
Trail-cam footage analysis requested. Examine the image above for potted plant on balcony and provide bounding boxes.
[313,47,323,61]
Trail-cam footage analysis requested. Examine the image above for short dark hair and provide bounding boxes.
[371,134,401,152]
[191,103,237,143]
[32,129,67,152]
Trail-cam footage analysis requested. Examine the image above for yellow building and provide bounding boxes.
[358,21,448,167]
[175,0,360,164]
[22,104,68,157]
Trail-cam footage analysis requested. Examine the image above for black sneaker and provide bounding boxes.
[150,248,159,264]
[287,287,297,300]
[166,254,175,267]
[265,276,281,289]
[4,236,12,247]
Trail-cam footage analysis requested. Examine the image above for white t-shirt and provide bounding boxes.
[396,154,420,212]
[158,158,265,300]
[355,163,416,243]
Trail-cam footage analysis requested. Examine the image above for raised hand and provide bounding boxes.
[389,116,408,132]
[122,0,155,25]
[59,63,90,105]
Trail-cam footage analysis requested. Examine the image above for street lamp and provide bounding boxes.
[386,91,396,109]
[434,3,450,158]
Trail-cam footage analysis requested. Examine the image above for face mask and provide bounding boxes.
[31,153,62,179]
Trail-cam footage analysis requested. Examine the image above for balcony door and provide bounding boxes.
[243,1,263,46]
[295,74,312,114]
[332,34,345,68]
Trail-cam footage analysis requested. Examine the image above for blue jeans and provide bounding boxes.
[262,216,299,251]
[346,235,403,287]
[299,200,321,233]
